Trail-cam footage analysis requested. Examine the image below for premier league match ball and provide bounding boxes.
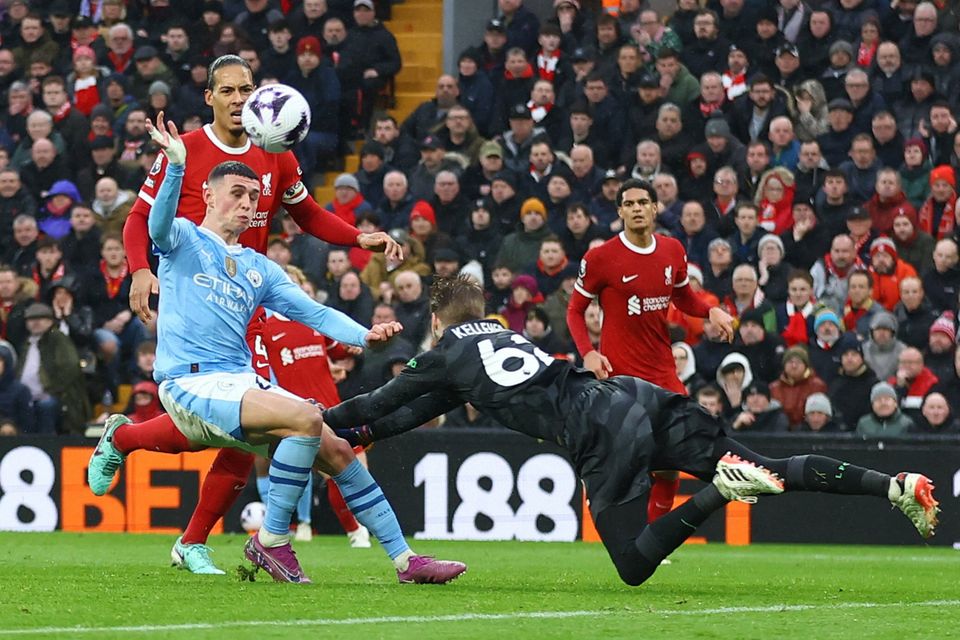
[241,84,311,153]
[240,501,266,533]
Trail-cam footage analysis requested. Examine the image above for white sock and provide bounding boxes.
[888,477,904,502]
[393,549,415,572]
[258,529,291,548]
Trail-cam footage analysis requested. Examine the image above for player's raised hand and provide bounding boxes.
[709,306,737,343]
[358,231,404,262]
[365,321,404,345]
[583,350,613,380]
[130,269,159,322]
[146,111,186,165]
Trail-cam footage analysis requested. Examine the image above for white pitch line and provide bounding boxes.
[2,599,958,636]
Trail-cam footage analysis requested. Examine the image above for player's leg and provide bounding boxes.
[313,426,466,583]
[595,482,731,586]
[647,470,680,522]
[330,448,371,547]
[713,437,939,537]
[239,386,324,584]
[88,413,202,496]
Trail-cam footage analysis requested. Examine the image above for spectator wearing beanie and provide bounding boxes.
[325,173,372,225]
[755,167,796,235]
[828,336,878,428]
[496,197,552,273]
[757,234,790,305]
[924,312,956,383]
[735,305,784,384]
[799,392,845,432]
[500,274,544,333]
[855,381,913,438]
[407,199,455,266]
[890,208,935,276]
[730,381,790,433]
[807,309,854,384]
[863,310,907,380]
[770,344,828,427]
[868,236,918,310]
[70,45,106,117]
[917,165,957,240]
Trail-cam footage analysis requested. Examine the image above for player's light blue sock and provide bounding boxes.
[333,459,410,559]
[256,475,270,502]
[296,473,313,524]
[264,436,320,536]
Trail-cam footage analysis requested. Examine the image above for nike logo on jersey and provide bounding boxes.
[271,332,286,342]
[622,274,638,283]
[254,361,269,369]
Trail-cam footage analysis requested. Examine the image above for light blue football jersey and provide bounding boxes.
[149,164,369,382]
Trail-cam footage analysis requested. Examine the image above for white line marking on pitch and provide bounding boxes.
[2,599,958,636]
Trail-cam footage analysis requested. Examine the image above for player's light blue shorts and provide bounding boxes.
[158,371,305,455]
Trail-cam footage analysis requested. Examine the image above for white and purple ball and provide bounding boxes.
[240,501,266,533]
[241,84,311,153]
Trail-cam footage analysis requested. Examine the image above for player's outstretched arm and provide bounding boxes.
[566,289,612,379]
[145,113,186,254]
[324,360,452,433]
[328,390,463,446]
[261,262,400,348]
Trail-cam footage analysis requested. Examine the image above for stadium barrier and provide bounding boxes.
[1,432,957,547]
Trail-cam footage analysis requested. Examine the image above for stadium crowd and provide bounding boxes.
[0,0,957,439]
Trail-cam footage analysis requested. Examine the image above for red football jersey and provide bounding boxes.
[130,124,309,254]
[575,232,690,394]
[263,313,342,408]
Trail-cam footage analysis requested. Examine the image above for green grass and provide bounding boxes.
[0,533,957,639]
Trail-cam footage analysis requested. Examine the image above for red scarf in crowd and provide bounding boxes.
[504,63,534,81]
[74,75,100,116]
[917,192,957,239]
[857,42,877,67]
[843,297,873,333]
[100,260,128,299]
[33,262,66,295]
[780,300,814,347]
[537,255,569,277]
[536,49,560,83]
[51,101,72,123]
[822,252,863,280]
[699,97,724,118]
[107,49,133,73]
[526,99,553,123]
[331,193,365,226]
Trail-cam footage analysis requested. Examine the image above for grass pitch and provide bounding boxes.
[0,533,956,639]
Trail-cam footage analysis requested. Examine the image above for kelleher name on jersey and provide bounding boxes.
[450,321,505,339]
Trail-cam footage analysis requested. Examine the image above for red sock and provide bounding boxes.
[112,414,192,454]
[647,475,681,523]
[182,448,255,545]
[327,480,359,533]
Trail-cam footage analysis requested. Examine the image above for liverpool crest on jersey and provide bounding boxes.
[664,265,672,285]
[225,256,237,277]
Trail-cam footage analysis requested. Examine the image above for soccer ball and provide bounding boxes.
[240,501,266,533]
[241,84,311,153]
